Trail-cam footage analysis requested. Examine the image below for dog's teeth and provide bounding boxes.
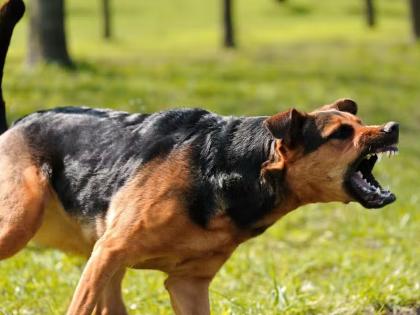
[356,171,363,178]
[377,154,382,162]
[376,187,381,194]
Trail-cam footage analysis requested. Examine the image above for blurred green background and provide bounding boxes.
[0,0,419,314]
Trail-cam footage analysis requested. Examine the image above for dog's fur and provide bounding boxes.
[0,1,399,314]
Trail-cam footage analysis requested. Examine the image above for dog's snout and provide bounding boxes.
[382,121,399,135]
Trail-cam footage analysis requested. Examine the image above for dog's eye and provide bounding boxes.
[329,124,354,140]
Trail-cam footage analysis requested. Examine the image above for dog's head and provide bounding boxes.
[263,99,399,208]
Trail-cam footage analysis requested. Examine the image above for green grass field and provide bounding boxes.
[0,0,419,314]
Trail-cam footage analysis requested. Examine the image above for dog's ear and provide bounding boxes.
[261,139,286,176]
[264,108,307,148]
[315,98,358,115]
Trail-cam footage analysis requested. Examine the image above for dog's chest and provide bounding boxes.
[127,214,245,276]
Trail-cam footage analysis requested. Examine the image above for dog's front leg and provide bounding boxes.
[66,237,126,315]
[165,276,212,315]
[93,267,127,315]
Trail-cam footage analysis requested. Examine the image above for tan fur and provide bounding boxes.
[165,276,212,315]
[253,109,383,229]
[93,268,127,315]
[103,148,239,275]
[32,191,94,256]
[66,149,239,315]
[283,111,382,205]
[0,130,48,259]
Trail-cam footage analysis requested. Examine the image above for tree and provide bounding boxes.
[365,0,375,28]
[27,0,72,67]
[410,0,420,39]
[102,0,112,39]
[222,0,235,48]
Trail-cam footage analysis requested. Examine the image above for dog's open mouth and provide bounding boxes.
[345,144,398,208]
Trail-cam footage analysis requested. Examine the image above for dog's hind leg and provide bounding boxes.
[0,130,48,260]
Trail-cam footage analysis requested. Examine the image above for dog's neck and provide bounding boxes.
[199,116,293,229]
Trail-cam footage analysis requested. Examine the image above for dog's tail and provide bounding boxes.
[0,0,24,134]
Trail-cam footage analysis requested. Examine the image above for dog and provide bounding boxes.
[0,1,399,314]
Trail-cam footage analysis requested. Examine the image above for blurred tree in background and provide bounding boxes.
[222,0,235,48]
[23,0,420,67]
[102,0,112,39]
[365,0,376,28]
[27,0,72,67]
[410,0,420,39]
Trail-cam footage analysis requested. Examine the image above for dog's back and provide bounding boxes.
[13,107,206,218]
[11,106,276,229]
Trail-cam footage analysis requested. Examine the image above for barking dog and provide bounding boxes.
[0,1,399,314]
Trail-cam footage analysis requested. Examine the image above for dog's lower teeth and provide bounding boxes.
[350,145,398,203]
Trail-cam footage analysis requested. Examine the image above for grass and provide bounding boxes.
[0,0,419,314]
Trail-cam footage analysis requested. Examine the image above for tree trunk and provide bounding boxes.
[410,0,420,39]
[27,0,72,67]
[102,0,111,39]
[365,0,375,28]
[222,0,235,48]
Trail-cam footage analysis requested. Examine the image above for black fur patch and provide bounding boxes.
[301,112,342,154]
[301,117,326,153]
[188,115,279,227]
[15,107,206,217]
[13,107,285,228]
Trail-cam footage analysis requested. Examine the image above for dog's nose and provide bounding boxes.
[382,121,399,134]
